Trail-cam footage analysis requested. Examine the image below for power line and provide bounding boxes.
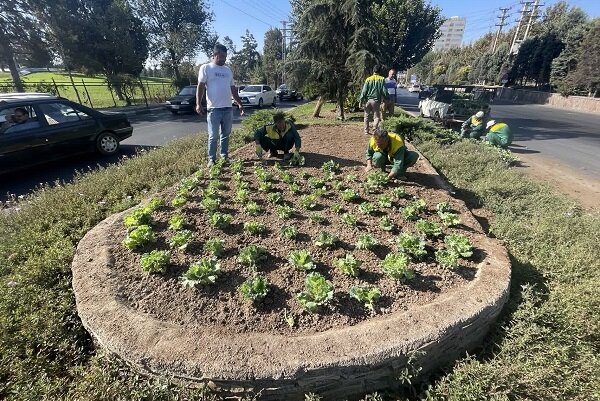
[262,0,289,18]
[220,0,273,27]
[242,1,286,22]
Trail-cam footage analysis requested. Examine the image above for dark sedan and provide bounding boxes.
[0,93,133,174]
[165,85,206,114]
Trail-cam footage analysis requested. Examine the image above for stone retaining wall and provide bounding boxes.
[496,87,600,113]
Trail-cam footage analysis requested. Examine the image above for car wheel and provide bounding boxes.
[258,98,264,108]
[96,131,120,156]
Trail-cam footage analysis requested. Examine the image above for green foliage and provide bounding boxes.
[345,174,357,182]
[168,229,193,250]
[358,202,377,215]
[379,216,394,231]
[258,181,274,192]
[280,224,298,239]
[334,254,361,277]
[288,151,305,166]
[254,165,274,183]
[209,212,232,229]
[396,232,427,259]
[123,208,152,231]
[341,213,358,226]
[341,189,359,202]
[230,159,243,173]
[391,186,406,199]
[140,250,170,273]
[239,276,269,302]
[438,211,461,227]
[378,194,393,208]
[267,192,284,204]
[356,233,378,250]
[445,234,473,258]
[314,232,339,248]
[309,213,327,224]
[296,272,334,312]
[299,194,318,209]
[435,249,459,269]
[168,214,185,230]
[277,205,294,219]
[436,201,452,213]
[412,198,427,212]
[331,203,344,214]
[322,160,341,178]
[415,219,443,237]
[238,244,268,267]
[382,253,414,281]
[364,171,388,193]
[236,188,249,203]
[144,197,165,212]
[288,249,316,271]
[311,187,327,198]
[332,180,345,191]
[203,238,224,257]
[401,204,420,220]
[308,177,326,189]
[181,258,220,287]
[288,183,302,194]
[171,195,187,208]
[200,196,220,213]
[243,221,267,235]
[280,171,295,184]
[245,201,263,216]
[122,225,155,250]
[349,286,381,311]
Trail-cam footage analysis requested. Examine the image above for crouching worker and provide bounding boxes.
[485,120,512,148]
[461,110,485,139]
[364,128,419,179]
[254,112,301,161]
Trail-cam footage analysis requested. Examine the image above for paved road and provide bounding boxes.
[395,89,600,179]
[0,101,303,203]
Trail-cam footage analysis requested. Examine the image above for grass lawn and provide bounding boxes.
[0,102,598,400]
[1,72,175,109]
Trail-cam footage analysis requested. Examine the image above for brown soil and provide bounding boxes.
[109,125,487,335]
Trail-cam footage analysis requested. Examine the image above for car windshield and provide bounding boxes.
[243,85,262,92]
[178,87,196,96]
[278,85,287,90]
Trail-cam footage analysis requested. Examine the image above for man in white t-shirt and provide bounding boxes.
[196,43,245,166]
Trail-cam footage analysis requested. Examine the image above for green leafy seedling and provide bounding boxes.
[435,249,460,269]
[245,201,263,216]
[378,195,393,208]
[277,205,294,219]
[436,202,452,213]
[341,189,359,202]
[355,233,378,250]
[314,232,338,248]
[168,214,185,230]
[169,229,193,250]
[401,204,419,221]
[396,232,427,259]
[379,216,394,231]
[288,249,316,271]
[238,245,267,268]
[345,174,357,182]
[331,203,344,214]
[358,202,377,215]
[123,208,152,231]
[230,159,243,173]
[181,258,220,286]
[322,160,341,175]
[144,197,165,212]
[382,253,414,281]
[239,276,269,302]
[296,272,334,312]
[288,183,302,194]
[438,211,460,227]
[203,238,225,257]
[349,286,381,311]
[236,188,249,203]
[334,254,361,277]
[201,197,220,213]
[300,194,318,210]
[415,219,443,238]
[445,234,473,258]
[267,192,284,204]
[243,221,267,235]
[258,181,273,192]
[171,195,187,208]
[308,177,326,189]
[123,225,155,250]
[140,250,170,273]
[280,224,298,239]
[310,213,327,224]
[391,186,406,199]
[341,213,358,227]
[209,212,232,229]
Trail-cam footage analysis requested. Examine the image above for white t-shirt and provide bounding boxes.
[198,63,235,109]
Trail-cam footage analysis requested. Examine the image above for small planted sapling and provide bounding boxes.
[296,272,334,312]
[181,258,220,287]
[358,202,377,215]
[144,197,165,212]
[277,205,294,219]
[209,212,232,229]
[334,254,361,277]
[123,225,155,250]
[238,245,267,268]
[444,234,473,258]
[258,181,273,192]
[314,232,339,248]
[308,177,326,190]
[239,276,269,302]
[364,171,388,193]
[436,202,452,213]
[438,211,460,227]
[288,249,316,271]
[207,180,226,191]
[330,203,344,214]
[345,174,357,183]
[341,189,359,202]
[322,160,341,175]
[230,159,243,173]
[391,186,406,199]
[299,194,317,210]
[311,187,327,198]
[298,171,310,180]
[203,238,225,257]
[243,221,267,235]
[378,195,393,208]
[415,219,443,238]
[280,224,298,239]
[171,195,187,208]
[332,180,345,191]
[288,151,305,166]
[355,233,378,250]
[245,201,263,216]
[396,232,427,259]
[168,214,185,231]
[123,208,152,231]
[288,183,302,195]
[201,197,220,213]
[341,213,358,227]
[267,192,284,204]
[169,229,193,250]
[435,249,459,269]
[412,198,427,212]
[382,253,415,281]
[280,171,294,184]
[349,286,381,311]
[401,204,420,221]
[379,216,394,231]
[310,213,327,224]
[236,188,249,203]
[140,250,170,273]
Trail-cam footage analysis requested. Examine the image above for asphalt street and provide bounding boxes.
[0,100,302,202]
[396,89,600,179]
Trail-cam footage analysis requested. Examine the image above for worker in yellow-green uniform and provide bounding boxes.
[254,112,301,161]
[359,65,388,136]
[365,128,419,179]
[485,120,513,148]
[461,110,486,139]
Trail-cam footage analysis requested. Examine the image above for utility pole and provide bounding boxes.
[281,20,288,84]
[522,0,541,42]
[509,1,533,56]
[492,7,510,52]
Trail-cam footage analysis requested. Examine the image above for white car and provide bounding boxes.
[236,84,276,108]
[407,84,421,93]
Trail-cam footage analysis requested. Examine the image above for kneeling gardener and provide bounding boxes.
[365,128,419,179]
[254,112,301,161]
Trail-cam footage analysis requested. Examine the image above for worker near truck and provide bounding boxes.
[364,128,419,179]
[485,120,513,148]
[461,110,486,139]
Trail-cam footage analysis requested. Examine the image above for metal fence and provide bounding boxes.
[0,77,178,109]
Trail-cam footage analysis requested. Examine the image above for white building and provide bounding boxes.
[434,16,466,51]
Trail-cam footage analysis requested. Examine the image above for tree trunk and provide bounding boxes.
[313,96,325,117]
[0,39,24,92]
[336,88,345,121]
[169,48,181,82]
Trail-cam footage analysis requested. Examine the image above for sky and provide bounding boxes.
[207,0,600,56]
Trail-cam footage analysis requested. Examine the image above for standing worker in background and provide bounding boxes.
[196,43,245,167]
[382,69,397,119]
[485,120,513,148]
[359,65,388,136]
[364,128,419,180]
[461,110,486,139]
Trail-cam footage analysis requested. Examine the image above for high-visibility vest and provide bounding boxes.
[265,122,292,140]
[370,133,404,162]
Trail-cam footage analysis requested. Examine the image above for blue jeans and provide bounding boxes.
[207,107,233,161]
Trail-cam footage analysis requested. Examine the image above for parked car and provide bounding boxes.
[165,85,206,114]
[408,84,421,93]
[418,86,434,99]
[0,93,133,174]
[276,84,303,101]
[236,85,276,108]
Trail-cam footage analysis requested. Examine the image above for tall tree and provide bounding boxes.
[230,30,261,83]
[263,28,283,87]
[132,0,213,83]
[568,19,600,97]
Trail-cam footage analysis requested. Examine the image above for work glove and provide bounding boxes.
[255,145,263,158]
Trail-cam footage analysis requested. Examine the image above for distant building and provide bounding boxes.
[434,16,466,51]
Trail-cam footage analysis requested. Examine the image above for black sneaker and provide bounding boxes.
[269,150,279,158]
[283,152,292,161]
